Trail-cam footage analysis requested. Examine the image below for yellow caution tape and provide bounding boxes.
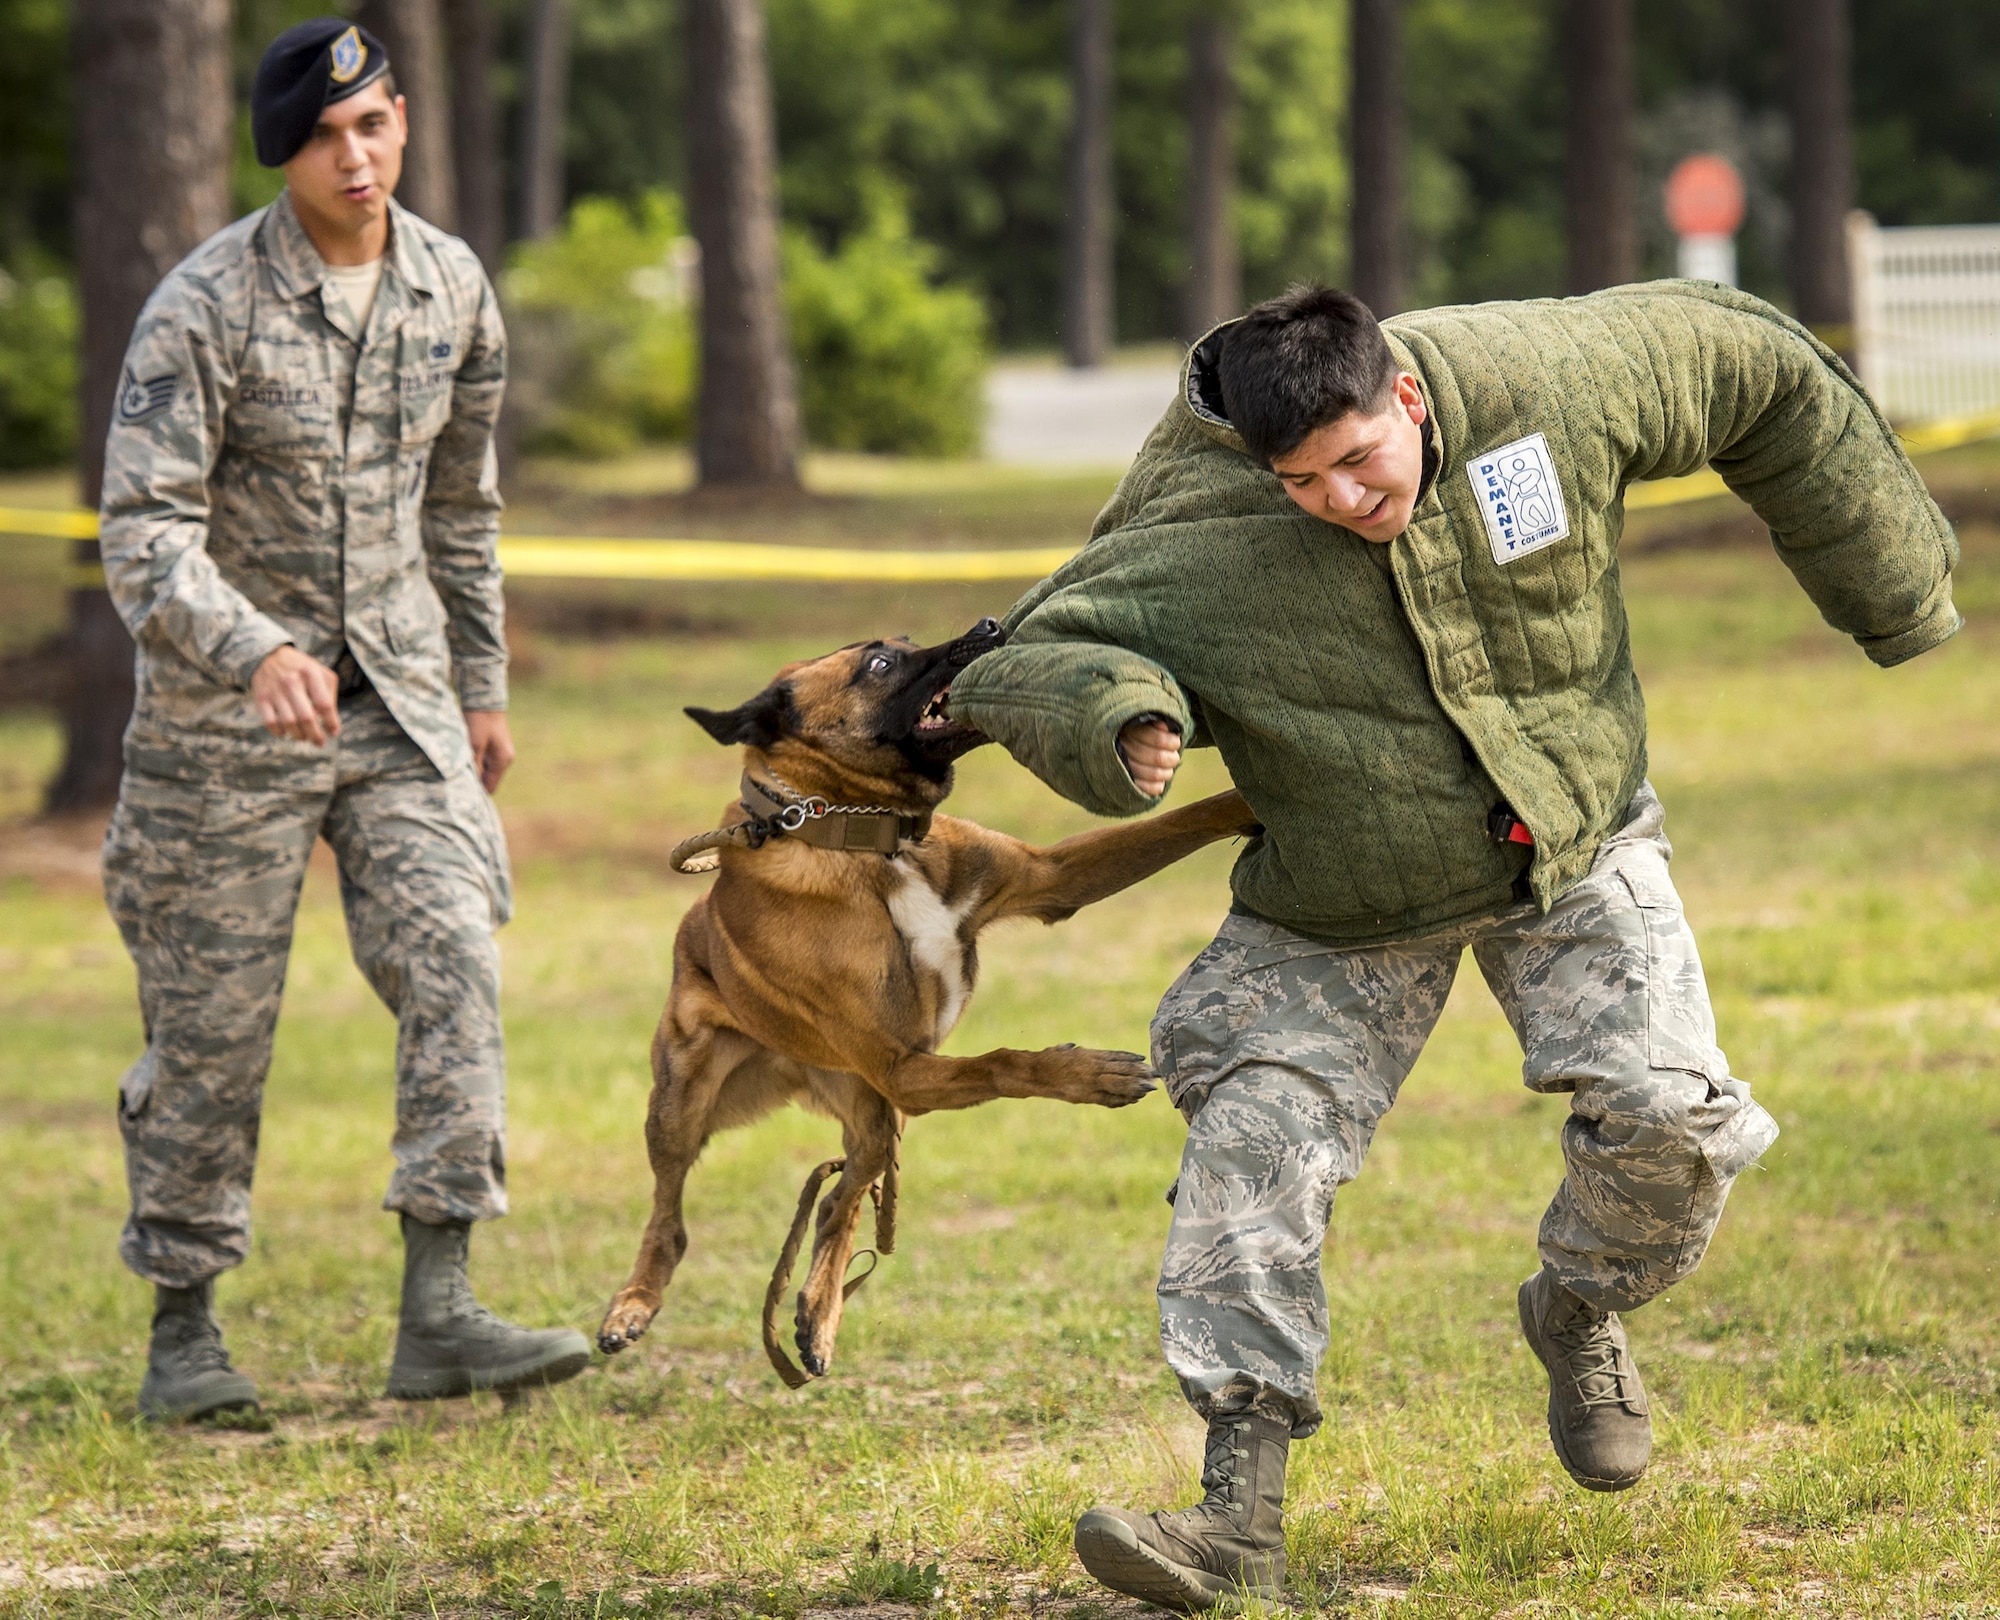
[0,507,99,539]
[4,404,1996,583]
[1892,404,2000,457]
[1624,469,1729,510]
[1623,406,2000,511]
[498,536,1079,582]
[0,507,1073,583]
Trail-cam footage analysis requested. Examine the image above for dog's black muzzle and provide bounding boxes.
[945,616,1007,668]
[888,619,1007,772]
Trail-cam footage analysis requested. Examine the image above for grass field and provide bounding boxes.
[2,447,1999,1617]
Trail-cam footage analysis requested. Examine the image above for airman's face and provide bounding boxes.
[1267,372,1430,542]
[282,81,406,241]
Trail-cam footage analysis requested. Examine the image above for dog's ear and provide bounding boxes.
[685,685,792,748]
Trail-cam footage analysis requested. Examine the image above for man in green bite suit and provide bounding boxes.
[946,282,1961,1610]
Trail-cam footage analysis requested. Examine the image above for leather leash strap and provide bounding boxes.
[761,1152,900,1389]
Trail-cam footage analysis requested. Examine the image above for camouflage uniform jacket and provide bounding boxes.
[99,189,507,782]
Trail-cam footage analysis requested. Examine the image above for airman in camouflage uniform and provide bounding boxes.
[949,278,1959,1606]
[99,17,587,1420]
[102,185,515,1280]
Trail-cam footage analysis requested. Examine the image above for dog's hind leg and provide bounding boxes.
[791,1072,901,1378]
[597,1013,759,1355]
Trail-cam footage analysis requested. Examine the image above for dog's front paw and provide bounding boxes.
[597,1290,660,1355]
[1045,1045,1157,1108]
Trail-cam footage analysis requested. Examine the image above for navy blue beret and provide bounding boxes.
[252,18,391,168]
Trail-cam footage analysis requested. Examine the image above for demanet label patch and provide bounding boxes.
[1466,431,1570,565]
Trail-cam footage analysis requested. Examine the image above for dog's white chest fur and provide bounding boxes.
[886,863,975,1043]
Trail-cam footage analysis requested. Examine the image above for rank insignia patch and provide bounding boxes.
[1466,431,1570,565]
[117,369,179,426]
[329,25,364,84]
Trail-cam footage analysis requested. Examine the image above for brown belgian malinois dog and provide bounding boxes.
[595,618,1257,1385]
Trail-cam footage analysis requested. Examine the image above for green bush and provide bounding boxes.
[0,257,78,469]
[506,188,988,461]
[502,191,698,458]
[783,195,988,457]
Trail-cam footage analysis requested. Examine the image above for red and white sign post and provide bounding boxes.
[1665,154,1746,287]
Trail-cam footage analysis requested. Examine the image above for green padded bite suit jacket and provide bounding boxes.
[948,281,1961,947]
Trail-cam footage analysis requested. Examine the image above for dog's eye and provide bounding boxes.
[866,653,893,675]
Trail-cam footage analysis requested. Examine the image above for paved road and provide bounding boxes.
[983,359,1182,466]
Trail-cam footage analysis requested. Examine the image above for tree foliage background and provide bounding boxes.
[1,0,1996,460]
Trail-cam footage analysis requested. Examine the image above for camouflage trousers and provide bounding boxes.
[103,688,514,1287]
[1152,785,1778,1437]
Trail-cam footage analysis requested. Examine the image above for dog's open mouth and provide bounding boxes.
[898,675,985,765]
[914,681,954,735]
[893,619,1001,766]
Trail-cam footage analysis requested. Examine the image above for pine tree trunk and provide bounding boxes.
[1348,0,1403,317]
[519,0,573,239]
[1064,0,1115,368]
[1785,0,1854,336]
[1563,0,1635,293]
[443,0,504,273]
[686,0,801,487]
[51,0,231,814]
[1184,7,1240,341]
[356,0,458,231]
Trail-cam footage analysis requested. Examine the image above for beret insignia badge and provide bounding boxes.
[117,369,179,425]
[329,25,364,84]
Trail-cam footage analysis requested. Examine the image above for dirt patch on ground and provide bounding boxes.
[1626,503,1772,556]
[508,477,932,549]
[206,1392,506,1450]
[508,587,733,643]
[0,811,106,890]
[490,809,690,875]
[0,1093,112,1131]
[930,1207,1020,1237]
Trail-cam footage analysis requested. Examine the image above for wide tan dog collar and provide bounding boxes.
[669,773,933,874]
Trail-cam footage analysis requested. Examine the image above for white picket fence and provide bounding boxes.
[1848,212,2000,422]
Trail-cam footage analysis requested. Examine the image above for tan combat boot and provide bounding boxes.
[138,1279,259,1421]
[386,1216,591,1400]
[1073,1409,1289,1611]
[1518,1266,1651,1491]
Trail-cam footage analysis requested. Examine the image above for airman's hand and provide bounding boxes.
[1117,715,1182,798]
[251,644,340,746]
[465,710,515,793]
